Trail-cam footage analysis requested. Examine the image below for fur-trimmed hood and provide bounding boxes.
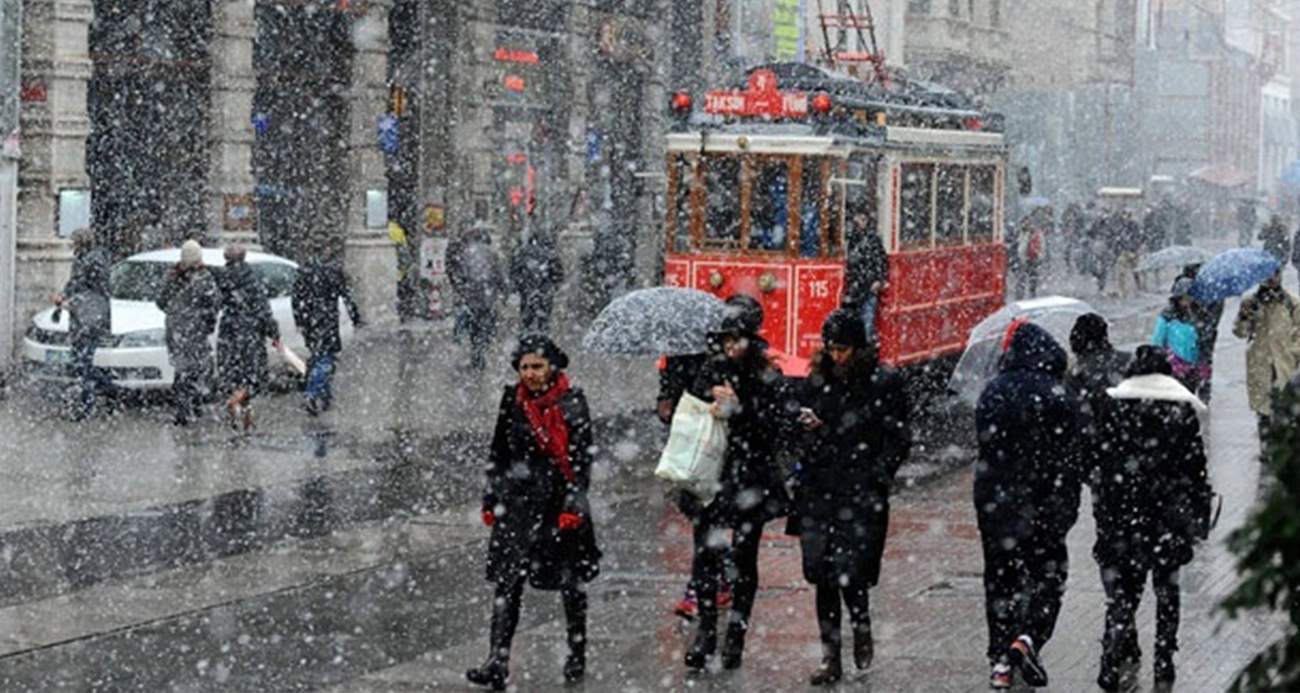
[1107,373,1207,413]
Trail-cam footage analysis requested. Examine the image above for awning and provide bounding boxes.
[1189,163,1254,188]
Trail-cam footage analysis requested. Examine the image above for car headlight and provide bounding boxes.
[118,328,165,348]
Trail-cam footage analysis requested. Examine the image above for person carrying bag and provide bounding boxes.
[655,391,728,504]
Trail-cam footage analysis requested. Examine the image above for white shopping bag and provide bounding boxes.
[278,342,308,376]
[655,392,728,505]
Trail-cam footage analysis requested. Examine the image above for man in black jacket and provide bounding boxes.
[291,245,363,414]
[975,321,1083,689]
[55,229,116,420]
[842,211,888,338]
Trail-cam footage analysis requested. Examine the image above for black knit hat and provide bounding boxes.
[1127,344,1172,377]
[821,308,869,348]
[510,334,569,371]
[1069,312,1110,356]
[717,294,764,337]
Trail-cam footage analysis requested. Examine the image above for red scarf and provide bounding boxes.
[516,372,574,483]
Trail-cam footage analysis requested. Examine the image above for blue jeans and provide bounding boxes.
[305,352,336,409]
[73,341,115,418]
[860,295,879,340]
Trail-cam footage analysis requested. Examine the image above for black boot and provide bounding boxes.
[466,657,508,691]
[468,583,520,690]
[564,589,587,683]
[852,622,873,670]
[721,620,746,670]
[809,644,843,686]
[1097,651,1120,692]
[1154,650,1176,686]
[684,626,716,670]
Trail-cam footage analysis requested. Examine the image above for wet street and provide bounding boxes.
[0,250,1288,691]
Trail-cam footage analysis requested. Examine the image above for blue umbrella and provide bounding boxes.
[1190,247,1281,305]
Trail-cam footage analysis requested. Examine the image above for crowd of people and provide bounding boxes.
[458,258,1290,690]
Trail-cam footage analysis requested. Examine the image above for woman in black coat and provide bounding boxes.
[1092,345,1212,691]
[791,310,910,685]
[214,246,280,431]
[467,335,599,691]
[681,305,795,672]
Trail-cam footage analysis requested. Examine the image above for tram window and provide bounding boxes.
[900,163,934,248]
[969,166,996,243]
[669,154,692,252]
[800,159,826,257]
[704,156,741,245]
[749,158,790,251]
[936,165,966,245]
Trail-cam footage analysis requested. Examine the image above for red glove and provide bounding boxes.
[558,512,582,531]
[481,510,496,528]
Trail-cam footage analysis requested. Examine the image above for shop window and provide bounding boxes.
[908,0,933,14]
[900,163,934,248]
[969,166,996,243]
[936,165,966,245]
[668,154,693,252]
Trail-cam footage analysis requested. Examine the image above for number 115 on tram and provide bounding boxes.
[662,65,1009,376]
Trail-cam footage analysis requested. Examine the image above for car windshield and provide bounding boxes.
[110,261,170,301]
[109,259,296,301]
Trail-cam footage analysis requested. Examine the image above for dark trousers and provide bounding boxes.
[305,350,336,408]
[520,294,555,335]
[172,365,207,421]
[1101,562,1180,661]
[467,308,497,371]
[977,516,1070,662]
[72,341,115,418]
[689,510,763,635]
[487,575,587,663]
[815,577,872,650]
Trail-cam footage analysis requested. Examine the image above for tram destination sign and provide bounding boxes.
[704,69,808,119]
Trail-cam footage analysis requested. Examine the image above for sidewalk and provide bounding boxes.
[334,278,1284,692]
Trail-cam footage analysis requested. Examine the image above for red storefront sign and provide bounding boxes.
[704,69,808,118]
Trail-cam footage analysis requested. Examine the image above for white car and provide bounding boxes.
[22,247,347,390]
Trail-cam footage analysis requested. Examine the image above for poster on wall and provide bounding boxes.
[773,0,804,63]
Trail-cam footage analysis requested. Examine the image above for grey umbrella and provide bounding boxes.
[1136,245,1213,273]
[581,287,727,356]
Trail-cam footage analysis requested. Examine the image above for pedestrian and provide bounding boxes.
[1016,208,1048,299]
[290,244,363,415]
[388,219,417,322]
[1152,277,1207,397]
[510,227,565,335]
[974,320,1083,689]
[156,239,220,426]
[1291,221,1300,287]
[467,335,599,690]
[55,228,116,420]
[1067,312,1130,478]
[214,245,280,432]
[843,208,888,336]
[681,305,794,672]
[1113,210,1142,298]
[1238,199,1259,247]
[1232,270,1300,448]
[790,309,910,685]
[1085,212,1114,294]
[1061,202,1086,275]
[447,226,508,371]
[1092,345,1213,691]
[659,296,761,621]
[1260,214,1290,264]
[1174,263,1224,403]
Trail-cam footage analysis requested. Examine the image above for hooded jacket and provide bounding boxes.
[975,322,1083,539]
[1093,373,1212,569]
[1233,285,1300,415]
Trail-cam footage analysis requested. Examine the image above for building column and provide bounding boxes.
[209,0,255,248]
[15,0,92,330]
[344,0,393,325]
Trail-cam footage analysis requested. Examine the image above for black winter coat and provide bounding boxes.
[156,267,220,375]
[678,352,797,525]
[482,384,600,590]
[215,263,280,393]
[291,258,360,355]
[63,246,113,349]
[791,355,910,586]
[843,231,888,310]
[510,236,564,309]
[1067,346,1130,478]
[975,323,1083,542]
[1093,374,1212,570]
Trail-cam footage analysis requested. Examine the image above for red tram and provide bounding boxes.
[663,63,1008,374]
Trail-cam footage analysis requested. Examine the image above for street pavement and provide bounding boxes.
[0,235,1288,690]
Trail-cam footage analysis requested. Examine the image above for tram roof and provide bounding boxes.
[665,126,1005,156]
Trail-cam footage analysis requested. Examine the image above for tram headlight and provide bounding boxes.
[709,270,725,289]
[758,272,777,293]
